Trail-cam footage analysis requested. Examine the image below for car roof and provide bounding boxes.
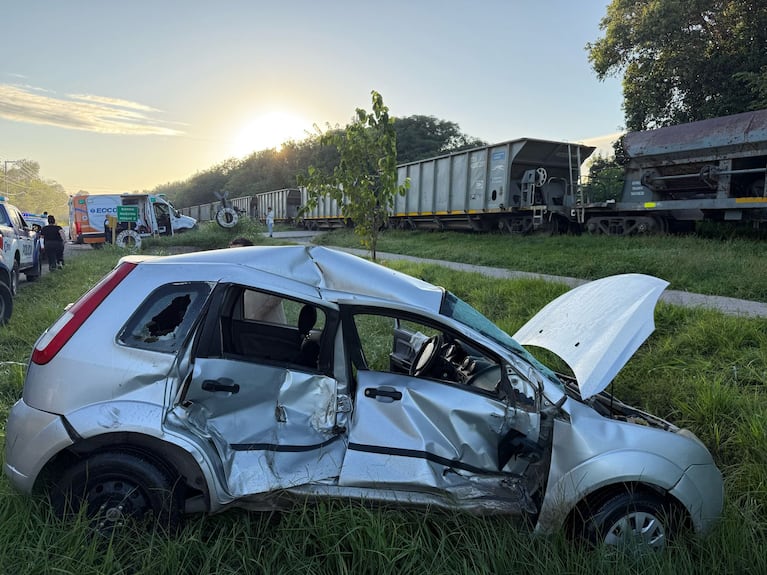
[125,246,446,311]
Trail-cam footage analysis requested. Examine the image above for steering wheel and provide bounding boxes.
[410,335,443,377]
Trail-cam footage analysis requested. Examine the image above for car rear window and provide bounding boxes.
[118,282,212,353]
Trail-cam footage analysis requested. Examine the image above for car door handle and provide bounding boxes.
[201,379,240,394]
[364,387,402,402]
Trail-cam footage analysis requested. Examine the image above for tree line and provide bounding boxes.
[158,115,485,210]
[0,160,69,218]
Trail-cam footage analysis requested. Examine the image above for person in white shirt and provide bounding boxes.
[266,207,274,237]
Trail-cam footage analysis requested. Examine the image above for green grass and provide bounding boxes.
[0,228,764,573]
[313,228,767,301]
[141,218,271,251]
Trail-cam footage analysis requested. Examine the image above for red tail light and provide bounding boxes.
[32,261,138,365]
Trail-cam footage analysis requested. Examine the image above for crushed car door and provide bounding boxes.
[338,311,543,514]
[166,284,346,498]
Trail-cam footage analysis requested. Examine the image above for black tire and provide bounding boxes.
[52,452,183,535]
[10,259,19,296]
[0,281,13,325]
[579,490,673,553]
[25,254,42,282]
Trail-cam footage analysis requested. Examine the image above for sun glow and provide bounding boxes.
[231,111,312,157]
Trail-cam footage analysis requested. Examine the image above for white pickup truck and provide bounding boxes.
[0,197,43,302]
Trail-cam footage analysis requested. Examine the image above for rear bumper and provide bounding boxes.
[3,398,73,493]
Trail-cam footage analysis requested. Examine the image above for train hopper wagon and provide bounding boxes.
[584,108,767,235]
[392,139,595,234]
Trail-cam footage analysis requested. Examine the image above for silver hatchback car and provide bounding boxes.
[4,246,722,550]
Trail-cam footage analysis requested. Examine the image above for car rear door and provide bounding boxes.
[166,283,346,497]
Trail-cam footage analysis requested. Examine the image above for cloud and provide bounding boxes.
[0,84,183,136]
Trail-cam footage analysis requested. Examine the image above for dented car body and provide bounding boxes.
[4,246,722,549]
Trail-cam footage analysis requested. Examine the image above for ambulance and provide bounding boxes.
[68,194,196,247]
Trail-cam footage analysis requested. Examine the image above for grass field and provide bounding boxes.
[0,223,764,574]
[313,228,767,301]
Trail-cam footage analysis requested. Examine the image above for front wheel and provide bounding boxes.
[0,281,13,325]
[578,490,675,553]
[52,452,183,535]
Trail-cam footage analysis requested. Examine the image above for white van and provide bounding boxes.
[69,193,196,247]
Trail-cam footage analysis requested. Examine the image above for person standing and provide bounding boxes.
[40,215,66,271]
[266,207,274,237]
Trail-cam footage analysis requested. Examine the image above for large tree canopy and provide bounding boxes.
[393,115,485,164]
[588,0,767,131]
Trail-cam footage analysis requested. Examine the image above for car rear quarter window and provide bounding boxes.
[118,282,212,353]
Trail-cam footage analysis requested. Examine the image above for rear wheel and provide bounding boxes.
[52,452,183,535]
[25,254,42,282]
[10,259,19,296]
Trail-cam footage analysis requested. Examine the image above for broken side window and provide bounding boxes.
[119,282,212,353]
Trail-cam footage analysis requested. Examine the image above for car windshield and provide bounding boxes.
[440,291,559,384]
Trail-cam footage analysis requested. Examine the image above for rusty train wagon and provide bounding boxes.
[392,139,595,233]
[583,108,767,235]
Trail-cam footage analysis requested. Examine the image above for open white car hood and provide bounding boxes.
[513,274,669,399]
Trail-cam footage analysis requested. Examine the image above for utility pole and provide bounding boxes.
[3,160,20,198]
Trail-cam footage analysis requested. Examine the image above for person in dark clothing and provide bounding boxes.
[40,215,66,271]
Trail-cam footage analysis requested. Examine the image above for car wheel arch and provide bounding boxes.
[37,431,213,513]
[564,481,690,545]
[535,449,690,535]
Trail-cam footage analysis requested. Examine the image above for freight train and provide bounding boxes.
[180,188,302,225]
[179,108,767,236]
[297,137,596,234]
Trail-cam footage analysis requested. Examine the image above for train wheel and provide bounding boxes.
[547,216,569,235]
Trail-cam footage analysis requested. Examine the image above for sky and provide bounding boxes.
[1,1,624,195]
